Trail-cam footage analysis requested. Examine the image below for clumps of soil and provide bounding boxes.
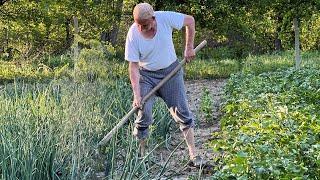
[150,79,227,179]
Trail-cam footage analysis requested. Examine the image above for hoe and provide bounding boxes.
[98,40,207,147]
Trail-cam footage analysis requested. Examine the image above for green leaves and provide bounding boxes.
[199,88,214,123]
[212,67,320,178]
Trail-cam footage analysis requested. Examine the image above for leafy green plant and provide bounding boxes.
[199,88,214,123]
[211,67,320,179]
[73,38,108,82]
[40,54,73,69]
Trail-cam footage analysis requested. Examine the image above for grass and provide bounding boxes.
[242,50,320,74]
[184,50,319,79]
[184,58,240,79]
[242,52,294,74]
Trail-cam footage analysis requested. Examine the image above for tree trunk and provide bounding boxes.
[112,0,123,45]
[100,30,117,45]
[65,17,72,49]
[155,0,164,10]
[293,17,301,69]
[274,36,282,51]
[100,32,107,42]
[5,27,9,50]
[100,0,123,46]
[274,14,282,51]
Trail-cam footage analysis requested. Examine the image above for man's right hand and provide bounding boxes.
[133,95,142,108]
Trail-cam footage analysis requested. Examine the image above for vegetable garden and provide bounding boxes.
[1,0,320,179]
[1,50,319,179]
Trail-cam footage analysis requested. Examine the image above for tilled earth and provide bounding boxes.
[150,79,227,179]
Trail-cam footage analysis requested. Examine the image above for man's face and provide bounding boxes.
[135,17,155,33]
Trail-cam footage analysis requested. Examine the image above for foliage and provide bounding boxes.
[242,50,320,74]
[211,67,320,179]
[301,13,320,50]
[0,61,71,84]
[0,78,175,179]
[40,54,74,69]
[1,50,318,83]
[74,39,105,82]
[1,0,319,61]
[0,0,124,60]
[184,58,240,80]
[72,36,123,82]
[199,88,214,123]
[197,47,239,60]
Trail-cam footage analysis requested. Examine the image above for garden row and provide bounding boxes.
[211,67,320,179]
[0,77,175,179]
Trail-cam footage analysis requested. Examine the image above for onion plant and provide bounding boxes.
[0,76,195,179]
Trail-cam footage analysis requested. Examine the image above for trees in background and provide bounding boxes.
[0,0,319,61]
[0,0,125,60]
[256,0,319,68]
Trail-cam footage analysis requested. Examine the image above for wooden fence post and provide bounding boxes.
[73,16,79,77]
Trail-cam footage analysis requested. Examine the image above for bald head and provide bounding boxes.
[133,3,154,21]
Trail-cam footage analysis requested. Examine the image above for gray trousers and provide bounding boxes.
[133,60,195,139]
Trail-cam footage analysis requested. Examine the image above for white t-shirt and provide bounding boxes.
[125,11,184,71]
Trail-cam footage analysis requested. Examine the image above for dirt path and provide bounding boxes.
[151,79,227,179]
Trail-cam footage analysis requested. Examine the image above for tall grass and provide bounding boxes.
[185,50,319,79]
[301,50,320,68]
[242,50,320,74]
[0,77,180,179]
[185,58,240,79]
[0,79,122,179]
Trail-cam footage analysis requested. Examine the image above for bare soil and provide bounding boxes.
[150,79,227,179]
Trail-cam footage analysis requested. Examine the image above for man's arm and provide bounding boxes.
[129,62,141,107]
[183,15,195,62]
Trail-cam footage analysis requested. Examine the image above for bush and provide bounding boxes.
[73,38,109,82]
[41,54,73,69]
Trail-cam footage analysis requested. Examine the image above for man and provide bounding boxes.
[125,2,203,167]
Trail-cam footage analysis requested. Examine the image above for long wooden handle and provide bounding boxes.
[97,40,207,147]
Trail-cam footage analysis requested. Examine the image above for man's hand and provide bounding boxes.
[184,47,195,63]
[129,62,142,108]
[133,94,142,108]
[183,14,195,63]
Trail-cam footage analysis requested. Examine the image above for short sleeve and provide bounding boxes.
[125,27,139,62]
[162,11,185,30]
